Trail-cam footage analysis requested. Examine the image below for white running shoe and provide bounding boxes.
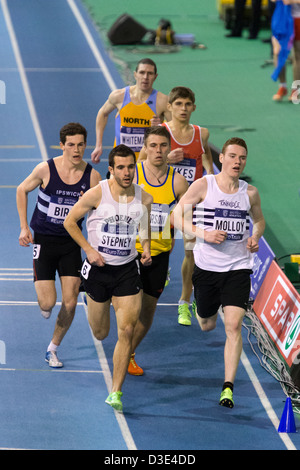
[45,350,63,368]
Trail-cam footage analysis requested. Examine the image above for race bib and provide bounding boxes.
[150,203,170,233]
[81,259,92,280]
[33,244,41,260]
[47,195,76,225]
[173,158,196,184]
[214,208,248,241]
[120,126,145,153]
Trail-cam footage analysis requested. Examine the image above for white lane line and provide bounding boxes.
[219,310,296,451]
[66,0,117,92]
[0,367,103,374]
[1,0,48,162]
[80,294,137,451]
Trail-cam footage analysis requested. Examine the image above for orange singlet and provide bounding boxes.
[162,122,205,185]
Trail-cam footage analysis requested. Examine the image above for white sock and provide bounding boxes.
[41,308,52,319]
[178,300,189,305]
[47,341,58,353]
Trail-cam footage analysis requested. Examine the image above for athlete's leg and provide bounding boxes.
[222,305,245,384]
[130,292,158,354]
[86,295,111,341]
[50,276,81,347]
[179,235,195,303]
[293,40,300,82]
[195,310,218,332]
[111,292,142,392]
[34,280,57,317]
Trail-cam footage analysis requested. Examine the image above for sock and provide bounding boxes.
[47,341,58,353]
[178,300,189,305]
[222,381,234,392]
[40,308,52,319]
[279,83,287,89]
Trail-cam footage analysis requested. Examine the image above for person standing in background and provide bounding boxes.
[226,0,262,39]
[271,0,300,101]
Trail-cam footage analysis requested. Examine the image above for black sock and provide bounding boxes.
[222,381,234,392]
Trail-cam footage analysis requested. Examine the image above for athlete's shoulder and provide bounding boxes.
[247,183,260,203]
[173,168,189,198]
[108,87,126,107]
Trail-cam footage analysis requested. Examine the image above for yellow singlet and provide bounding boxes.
[114,87,158,158]
[135,162,176,256]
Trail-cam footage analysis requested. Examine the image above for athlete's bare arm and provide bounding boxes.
[171,177,227,244]
[17,162,49,247]
[139,190,153,266]
[91,88,125,163]
[201,128,214,175]
[247,185,265,253]
[64,185,105,266]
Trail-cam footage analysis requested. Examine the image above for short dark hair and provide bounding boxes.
[108,144,136,167]
[60,122,87,144]
[144,126,171,146]
[168,86,195,104]
[136,58,157,75]
[221,137,248,155]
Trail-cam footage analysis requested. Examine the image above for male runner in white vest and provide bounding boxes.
[171,137,265,409]
[64,144,152,412]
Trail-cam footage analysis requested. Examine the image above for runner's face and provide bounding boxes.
[60,134,86,164]
[144,135,170,167]
[220,144,247,177]
[168,97,195,122]
[110,155,136,188]
[134,64,157,92]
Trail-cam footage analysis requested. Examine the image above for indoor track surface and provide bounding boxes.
[0,0,299,451]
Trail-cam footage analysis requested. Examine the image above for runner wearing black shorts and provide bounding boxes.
[192,267,252,319]
[171,137,266,408]
[17,122,101,368]
[33,233,82,281]
[81,258,142,302]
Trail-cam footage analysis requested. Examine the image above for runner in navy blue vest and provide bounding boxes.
[17,123,101,368]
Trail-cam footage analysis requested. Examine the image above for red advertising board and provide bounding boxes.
[253,260,300,368]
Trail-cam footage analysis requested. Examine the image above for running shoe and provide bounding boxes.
[105,391,123,412]
[272,86,288,101]
[127,353,144,376]
[165,267,171,287]
[45,350,63,368]
[219,387,234,408]
[178,303,192,326]
[289,88,298,103]
[192,300,198,318]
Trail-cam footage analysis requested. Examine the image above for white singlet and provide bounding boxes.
[193,175,253,272]
[86,179,143,266]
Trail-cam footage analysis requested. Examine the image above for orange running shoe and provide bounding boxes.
[128,353,144,376]
[289,88,298,103]
[273,86,288,101]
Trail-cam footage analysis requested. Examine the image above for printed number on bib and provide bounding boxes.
[81,259,92,280]
[33,244,41,260]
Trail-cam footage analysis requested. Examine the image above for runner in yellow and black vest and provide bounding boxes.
[128,126,189,376]
[91,58,171,163]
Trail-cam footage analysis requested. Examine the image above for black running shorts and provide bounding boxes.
[138,250,170,299]
[33,233,82,281]
[192,266,252,319]
[81,258,142,303]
